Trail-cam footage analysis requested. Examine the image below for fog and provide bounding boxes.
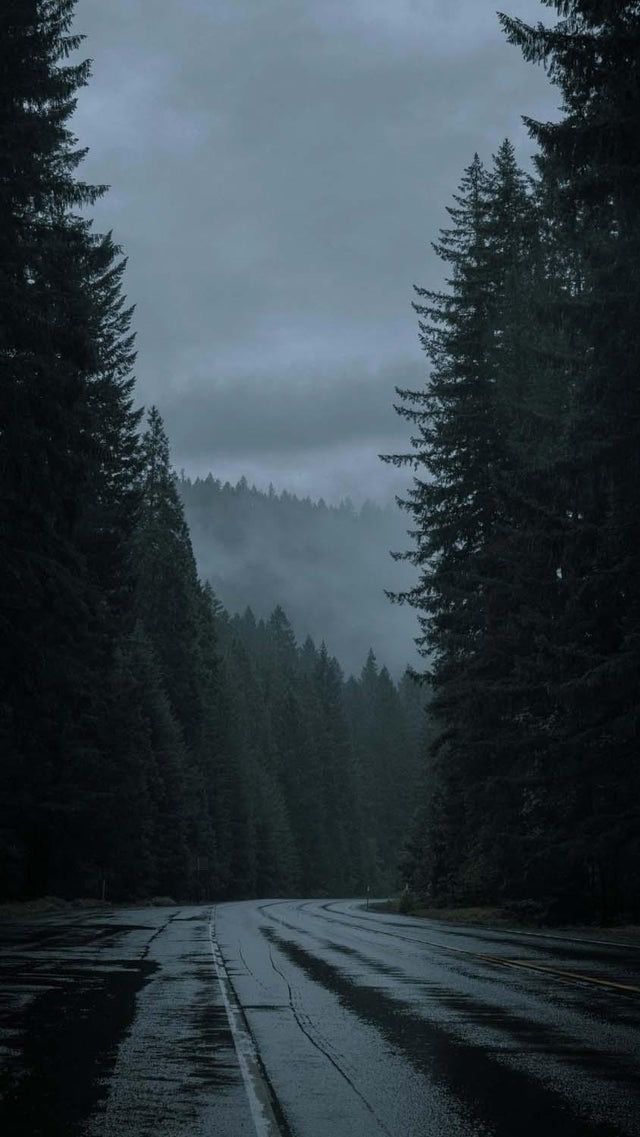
[180,477,419,676]
[69,0,558,666]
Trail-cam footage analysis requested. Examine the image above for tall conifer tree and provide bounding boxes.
[385,145,557,903]
[501,1,640,917]
[0,1,141,896]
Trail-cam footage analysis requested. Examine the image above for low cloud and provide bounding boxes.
[161,359,421,458]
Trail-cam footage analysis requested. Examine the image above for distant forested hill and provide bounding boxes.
[178,475,417,676]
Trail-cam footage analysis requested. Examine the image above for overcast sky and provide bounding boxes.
[74,0,557,503]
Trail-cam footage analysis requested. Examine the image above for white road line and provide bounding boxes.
[208,912,284,1137]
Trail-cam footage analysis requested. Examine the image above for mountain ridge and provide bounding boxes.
[178,474,418,677]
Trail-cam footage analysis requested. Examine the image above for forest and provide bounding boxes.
[2,2,639,923]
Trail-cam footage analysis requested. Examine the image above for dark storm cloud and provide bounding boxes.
[74,0,557,499]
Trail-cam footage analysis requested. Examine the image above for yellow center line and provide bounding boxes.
[303,905,640,996]
[477,953,640,995]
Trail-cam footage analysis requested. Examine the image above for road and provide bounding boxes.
[1,899,639,1136]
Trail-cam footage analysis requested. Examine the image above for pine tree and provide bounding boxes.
[80,234,142,642]
[500,1,640,918]
[215,633,261,897]
[0,1,141,897]
[133,408,220,898]
[382,156,500,901]
[311,646,364,894]
[218,615,300,897]
[383,144,560,905]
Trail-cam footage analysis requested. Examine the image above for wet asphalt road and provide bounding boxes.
[1,900,639,1136]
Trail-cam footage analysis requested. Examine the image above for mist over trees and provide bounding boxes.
[178,475,417,678]
[389,3,640,922]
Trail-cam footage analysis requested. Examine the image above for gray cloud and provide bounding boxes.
[74,0,557,500]
[164,359,421,458]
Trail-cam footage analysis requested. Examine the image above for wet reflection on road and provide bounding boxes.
[1,900,639,1136]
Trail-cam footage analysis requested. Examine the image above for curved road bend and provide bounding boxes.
[1,899,639,1136]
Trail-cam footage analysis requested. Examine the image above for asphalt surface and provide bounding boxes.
[1,899,639,1136]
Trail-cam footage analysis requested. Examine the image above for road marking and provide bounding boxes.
[483,955,640,995]
[208,913,285,1137]
[286,902,640,998]
[334,899,640,953]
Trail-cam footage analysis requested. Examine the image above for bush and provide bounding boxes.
[398,885,418,915]
[503,898,552,926]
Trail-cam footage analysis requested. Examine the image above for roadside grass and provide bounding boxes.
[369,900,504,925]
[371,898,640,945]
[0,896,77,920]
[0,895,178,920]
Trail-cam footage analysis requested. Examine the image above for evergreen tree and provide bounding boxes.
[383,155,502,902]
[95,629,188,900]
[385,144,559,905]
[218,614,300,897]
[500,1,640,918]
[215,632,261,897]
[311,646,364,894]
[133,408,221,898]
[80,234,142,642]
[0,1,141,897]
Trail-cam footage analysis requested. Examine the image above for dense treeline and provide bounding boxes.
[216,606,424,897]
[178,474,416,677]
[389,2,640,922]
[0,2,423,901]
